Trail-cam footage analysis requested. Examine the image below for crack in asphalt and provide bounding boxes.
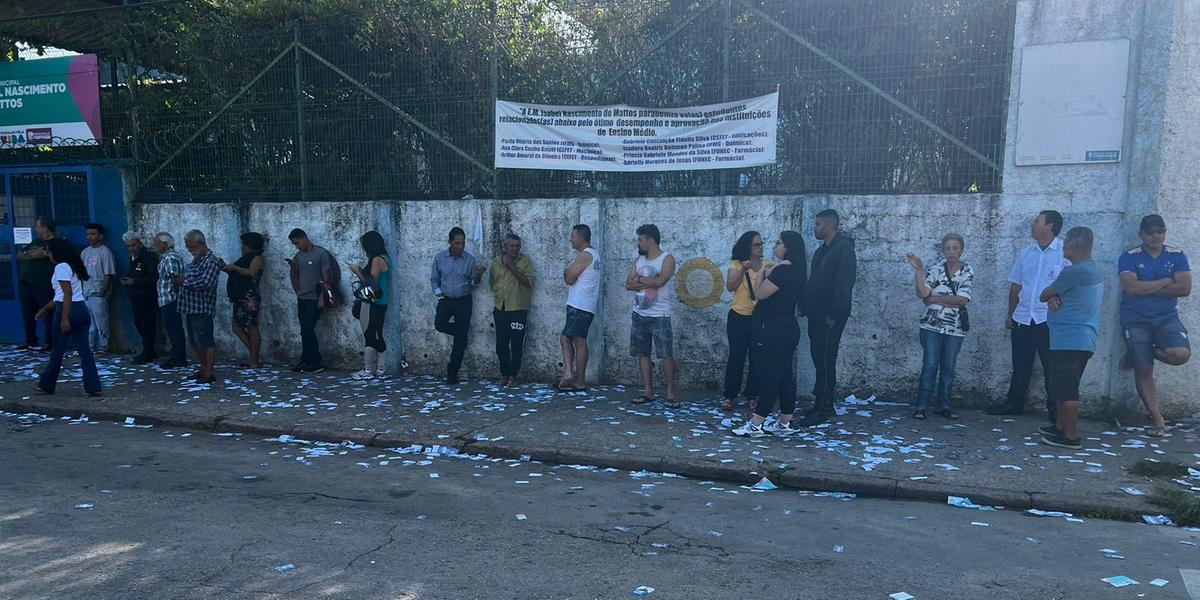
[539,521,730,559]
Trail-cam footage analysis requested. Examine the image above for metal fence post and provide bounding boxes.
[294,24,308,203]
[490,0,499,198]
[719,0,732,196]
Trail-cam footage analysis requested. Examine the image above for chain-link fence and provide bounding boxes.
[1,0,1016,202]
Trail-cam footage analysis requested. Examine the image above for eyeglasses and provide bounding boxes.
[751,242,764,247]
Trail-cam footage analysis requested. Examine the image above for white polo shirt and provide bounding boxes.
[1007,237,1071,325]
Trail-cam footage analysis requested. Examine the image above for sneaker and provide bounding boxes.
[374,365,387,379]
[762,419,795,435]
[1040,432,1081,449]
[352,369,374,380]
[1038,424,1063,437]
[300,365,325,374]
[732,420,768,438]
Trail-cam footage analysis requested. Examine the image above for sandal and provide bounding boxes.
[1145,426,1165,438]
[913,409,927,420]
[719,397,734,411]
[936,409,959,420]
[632,395,654,405]
[556,378,576,391]
[747,397,758,412]
[667,399,681,409]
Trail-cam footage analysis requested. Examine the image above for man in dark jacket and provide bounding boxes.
[121,232,160,364]
[800,209,857,425]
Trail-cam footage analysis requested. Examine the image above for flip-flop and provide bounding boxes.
[1145,427,1165,438]
[556,378,576,391]
[719,398,734,411]
[667,399,681,409]
[632,395,654,405]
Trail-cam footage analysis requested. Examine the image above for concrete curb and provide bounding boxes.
[0,397,1145,521]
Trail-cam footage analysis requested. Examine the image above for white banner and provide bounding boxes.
[495,92,777,172]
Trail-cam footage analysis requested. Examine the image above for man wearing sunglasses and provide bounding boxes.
[1117,214,1192,438]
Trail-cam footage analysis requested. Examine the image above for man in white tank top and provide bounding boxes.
[559,224,601,391]
[625,224,678,407]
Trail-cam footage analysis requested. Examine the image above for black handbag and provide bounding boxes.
[352,279,380,303]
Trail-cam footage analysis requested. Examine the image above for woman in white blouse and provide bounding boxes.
[34,237,103,396]
[906,233,973,420]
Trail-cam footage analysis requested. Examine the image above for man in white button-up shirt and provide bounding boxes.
[987,210,1070,422]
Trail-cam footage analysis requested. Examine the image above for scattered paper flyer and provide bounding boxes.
[752,477,778,490]
[1100,576,1138,587]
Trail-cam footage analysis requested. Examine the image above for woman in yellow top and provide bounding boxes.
[722,231,772,411]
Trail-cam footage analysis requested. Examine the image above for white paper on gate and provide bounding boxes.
[495,93,778,172]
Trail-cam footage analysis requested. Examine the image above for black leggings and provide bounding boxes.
[753,315,801,419]
[360,303,387,352]
[724,310,757,399]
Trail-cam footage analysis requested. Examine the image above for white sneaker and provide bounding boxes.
[374,365,387,379]
[732,420,767,438]
[352,369,374,380]
[763,419,795,435]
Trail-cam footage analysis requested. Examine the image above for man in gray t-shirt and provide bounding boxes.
[82,223,116,352]
[288,228,332,373]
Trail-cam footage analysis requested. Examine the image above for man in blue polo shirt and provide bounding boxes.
[1038,227,1105,450]
[1118,214,1192,437]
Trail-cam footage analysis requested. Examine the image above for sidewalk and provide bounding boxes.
[2,346,1198,519]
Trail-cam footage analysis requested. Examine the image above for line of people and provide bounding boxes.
[23,210,1190,450]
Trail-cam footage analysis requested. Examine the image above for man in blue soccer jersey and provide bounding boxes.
[1118,214,1192,437]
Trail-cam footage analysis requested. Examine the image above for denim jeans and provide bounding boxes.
[298,298,323,368]
[85,295,109,351]
[916,328,965,410]
[161,301,188,363]
[39,302,102,394]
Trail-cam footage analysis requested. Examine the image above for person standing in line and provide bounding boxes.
[1117,215,1192,437]
[173,230,221,384]
[33,237,102,396]
[17,216,58,351]
[431,226,486,385]
[490,233,535,386]
[722,231,772,412]
[733,231,806,437]
[120,232,160,364]
[1038,227,1104,449]
[351,230,391,380]
[799,209,857,426]
[288,228,334,374]
[559,224,600,392]
[154,232,188,369]
[81,223,116,354]
[987,210,1069,421]
[626,224,679,408]
[222,232,266,369]
[906,234,973,420]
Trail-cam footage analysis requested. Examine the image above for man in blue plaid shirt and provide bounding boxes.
[154,232,188,369]
[172,230,222,384]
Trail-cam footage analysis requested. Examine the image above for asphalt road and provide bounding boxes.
[2,412,1198,600]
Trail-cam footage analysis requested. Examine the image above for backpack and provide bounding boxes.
[290,245,344,307]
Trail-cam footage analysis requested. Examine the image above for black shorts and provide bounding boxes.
[1047,350,1093,403]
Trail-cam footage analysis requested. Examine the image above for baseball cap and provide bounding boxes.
[1140,214,1166,232]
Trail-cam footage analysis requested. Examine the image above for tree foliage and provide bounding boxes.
[0,0,1015,200]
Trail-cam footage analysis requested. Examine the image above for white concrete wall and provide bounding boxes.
[120,0,1200,416]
